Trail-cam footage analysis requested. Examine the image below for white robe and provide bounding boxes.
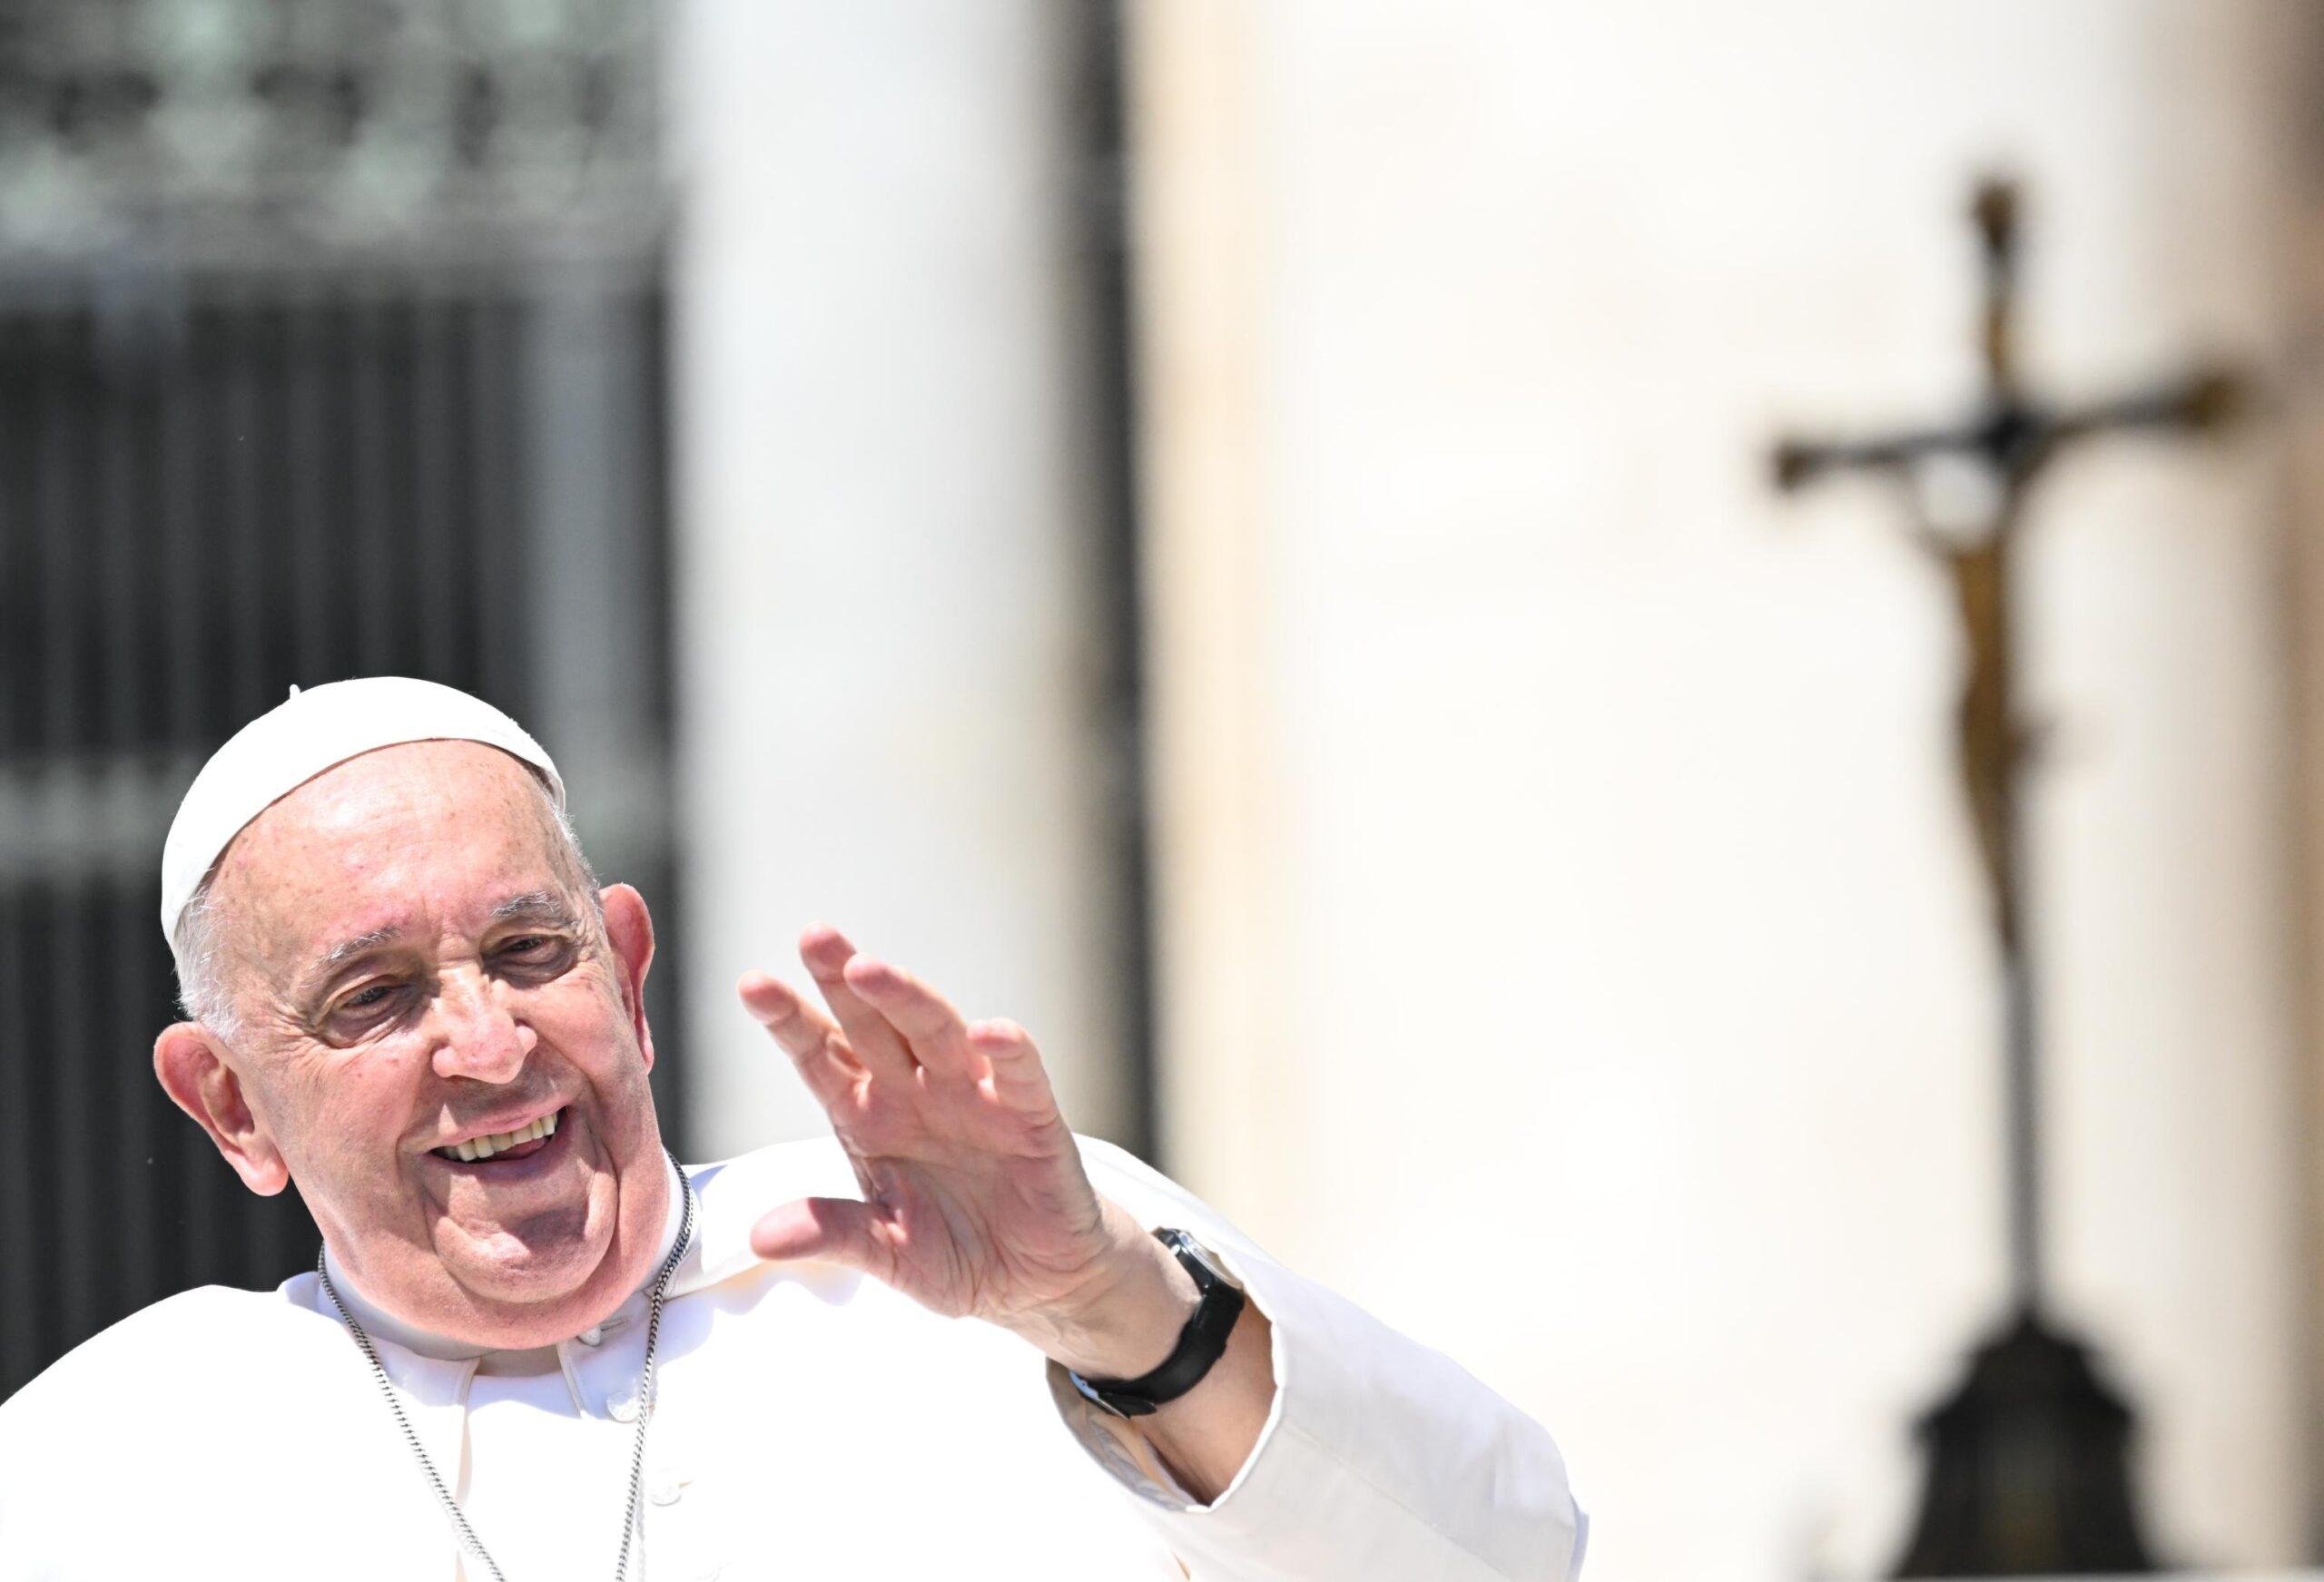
[0,1137,1587,1580]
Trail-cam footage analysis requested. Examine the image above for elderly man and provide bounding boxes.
[0,678,1584,1580]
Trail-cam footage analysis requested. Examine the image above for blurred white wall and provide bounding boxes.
[665,4,1130,1150]
[1129,3,2314,1579]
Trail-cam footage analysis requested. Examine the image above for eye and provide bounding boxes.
[329,979,409,1028]
[492,932,576,977]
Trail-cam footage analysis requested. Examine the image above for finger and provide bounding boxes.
[750,1195,891,1277]
[800,924,919,1082]
[968,1017,1061,1123]
[736,972,862,1109]
[842,955,981,1081]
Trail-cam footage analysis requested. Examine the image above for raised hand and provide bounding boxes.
[738,925,1194,1379]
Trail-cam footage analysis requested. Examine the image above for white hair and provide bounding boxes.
[169,770,599,1040]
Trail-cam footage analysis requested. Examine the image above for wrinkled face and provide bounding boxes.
[193,741,671,1348]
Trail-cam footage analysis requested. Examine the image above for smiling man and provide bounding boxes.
[0,677,1585,1580]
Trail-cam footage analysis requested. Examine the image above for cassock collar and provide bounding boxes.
[321,1150,694,1362]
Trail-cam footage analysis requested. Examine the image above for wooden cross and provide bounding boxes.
[1771,176,2243,1316]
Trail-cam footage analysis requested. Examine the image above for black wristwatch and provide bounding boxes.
[1067,1228,1247,1419]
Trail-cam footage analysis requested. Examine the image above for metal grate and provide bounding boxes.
[0,266,682,1400]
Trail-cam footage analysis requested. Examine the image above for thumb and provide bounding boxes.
[750,1195,889,1272]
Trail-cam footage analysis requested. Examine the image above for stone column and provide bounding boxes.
[666,2,1128,1152]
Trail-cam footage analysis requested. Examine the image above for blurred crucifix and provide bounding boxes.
[1771,176,2243,1577]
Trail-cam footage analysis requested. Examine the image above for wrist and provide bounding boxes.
[1068,1228,1248,1420]
[1011,1202,1199,1379]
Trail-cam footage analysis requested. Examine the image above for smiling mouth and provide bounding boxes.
[434,1107,565,1164]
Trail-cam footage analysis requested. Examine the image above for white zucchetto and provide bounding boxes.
[159,676,564,940]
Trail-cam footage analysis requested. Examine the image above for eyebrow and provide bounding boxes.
[491,891,583,930]
[319,925,402,975]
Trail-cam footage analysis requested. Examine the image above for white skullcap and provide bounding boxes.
[160,676,565,941]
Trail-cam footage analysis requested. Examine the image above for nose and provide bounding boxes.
[429,968,537,1084]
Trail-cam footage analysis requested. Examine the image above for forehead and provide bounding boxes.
[206,741,571,964]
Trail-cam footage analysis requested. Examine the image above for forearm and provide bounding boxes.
[1137,1294,1275,1500]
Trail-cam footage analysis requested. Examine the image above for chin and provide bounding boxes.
[449,1214,611,1302]
[448,1195,670,1345]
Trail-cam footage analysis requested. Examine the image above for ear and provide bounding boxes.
[599,882,657,1072]
[153,1023,289,1196]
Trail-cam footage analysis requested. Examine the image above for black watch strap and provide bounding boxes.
[1067,1228,1246,1419]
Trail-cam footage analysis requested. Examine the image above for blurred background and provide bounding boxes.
[4,2,2323,1578]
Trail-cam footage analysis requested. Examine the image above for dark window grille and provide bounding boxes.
[0,0,673,1404]
[0,266,682,1400]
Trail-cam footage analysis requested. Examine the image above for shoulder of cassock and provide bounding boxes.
[0,1137,1219,1505]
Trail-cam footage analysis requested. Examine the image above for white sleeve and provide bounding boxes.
[1056,1136,1589,1581]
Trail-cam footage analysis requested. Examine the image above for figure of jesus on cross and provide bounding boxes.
[1772,176,2244,1577]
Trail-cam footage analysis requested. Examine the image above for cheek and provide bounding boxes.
[527,991,658,1143]
[530,976,645,1073]
[276,1046,429,1164]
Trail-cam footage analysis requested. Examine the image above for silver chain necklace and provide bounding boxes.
[315,1150,699,1582]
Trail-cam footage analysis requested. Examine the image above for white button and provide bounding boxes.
[608,1394,639,1423]
[648,1475,683,1507]
[577,1326,604,1347]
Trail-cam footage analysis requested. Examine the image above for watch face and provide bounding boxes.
[1159,1228,1240,1291]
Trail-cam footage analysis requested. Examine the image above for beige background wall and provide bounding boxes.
[1128,3,2316,1577]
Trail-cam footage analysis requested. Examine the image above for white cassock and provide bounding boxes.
[0,1137,1586,1580]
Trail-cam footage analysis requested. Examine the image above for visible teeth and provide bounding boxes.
[439,1111,560,1163]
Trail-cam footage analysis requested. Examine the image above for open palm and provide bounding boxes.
[739,926,1129,1333]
